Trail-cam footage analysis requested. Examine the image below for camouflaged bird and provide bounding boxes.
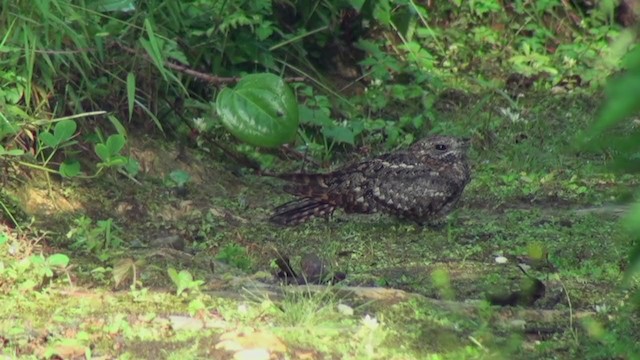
[270,135,471,227]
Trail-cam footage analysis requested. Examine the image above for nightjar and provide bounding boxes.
[270,135,471,227]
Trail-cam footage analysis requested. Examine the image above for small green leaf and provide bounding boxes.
[178,270,193,284]
[106,156,128,167]
[47,253,70,267]
[53,120,77,143]
[125,157,140,176]
[167,267,179,285]
[107,115,128,138]
[299,105,333,127]
[106,134,126,155]
[29,254,46,265]
[126,72,135,121]
[169,170,191,186]
[60,159,81,178]
[167,267,194,295]
[39,132,57,148]
[0,232,8,245]
[95,143,110,162]
[216,73,299,148]
[188,298,206,316]
[322,126,355,145]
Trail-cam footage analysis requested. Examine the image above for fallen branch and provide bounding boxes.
[115,42,306,85]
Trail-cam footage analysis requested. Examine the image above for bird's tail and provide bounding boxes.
[269,198,336,226]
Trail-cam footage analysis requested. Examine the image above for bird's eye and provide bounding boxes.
[435,144,447,151]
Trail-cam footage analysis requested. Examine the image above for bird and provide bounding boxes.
[269,135,471,227]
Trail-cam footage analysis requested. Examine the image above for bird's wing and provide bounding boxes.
[274,151,433,210]
[369,165,465,221]
[273,152,402,195]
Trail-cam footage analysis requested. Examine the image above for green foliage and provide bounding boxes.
[584,40,640,288]
[26,253,70,280]
[215,244,252,271]
[0,0,628,172]
[39,120,77,150]
[216,73,299,148]
[95,134,127,168]
[0,230,71,293]
[66,216,123,260]
[35,119,79,177]
[167,170,191,188]
[167,267,204,296]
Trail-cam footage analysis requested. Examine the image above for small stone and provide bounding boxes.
[233,349,270,360]
[149,235,185,250]
[168,315,204,331]
[507,319,527,329]
[300,253,329,283]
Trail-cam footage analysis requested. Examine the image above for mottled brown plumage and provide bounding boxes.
[270,135,471,226]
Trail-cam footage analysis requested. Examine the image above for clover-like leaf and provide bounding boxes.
[53,120,77,143]
[106,134,126,155]
[95,143,110,162]
[39,131,57,148]
[59,159,81,178]
[105,155,128,167]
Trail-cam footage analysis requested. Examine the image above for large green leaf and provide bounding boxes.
[216,73,299,148]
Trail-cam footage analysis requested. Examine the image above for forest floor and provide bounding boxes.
[1,93,639,359]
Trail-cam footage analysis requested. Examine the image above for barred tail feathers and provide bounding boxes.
[269,198,336,226]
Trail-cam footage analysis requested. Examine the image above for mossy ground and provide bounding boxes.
[1,93,639,359]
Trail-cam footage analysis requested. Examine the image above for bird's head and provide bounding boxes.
[410,135,470,163]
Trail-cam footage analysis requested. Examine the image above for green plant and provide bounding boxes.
[94,134,126,167]
[215,244,252,271]
[33,119,80,178]
[509,43,558,77]
[167,170,191,188]
[0,230,71,293]
[66,217,123,260]
[26,253,70,284]
[167,267,204,296]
